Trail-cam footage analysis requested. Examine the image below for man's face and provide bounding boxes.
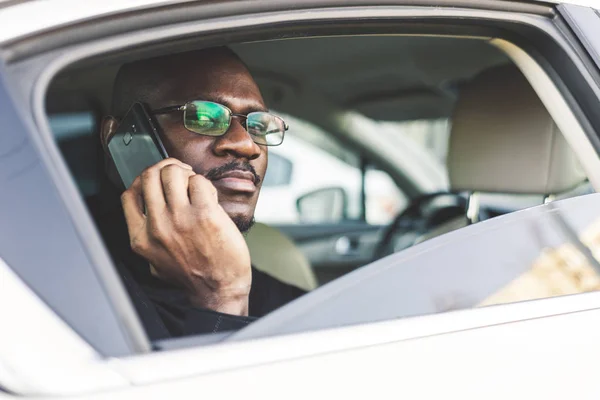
[107,53,268,231]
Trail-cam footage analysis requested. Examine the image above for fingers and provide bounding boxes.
[188,174,219,208]
[140,158,192,215]
[161,163,195,209]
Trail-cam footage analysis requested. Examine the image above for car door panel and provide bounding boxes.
[0,63,141,357]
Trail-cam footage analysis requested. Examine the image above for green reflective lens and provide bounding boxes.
[184,101,231,136]
[180,101,286,146]
[247,112,285,146]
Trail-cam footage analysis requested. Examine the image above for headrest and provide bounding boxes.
[447,65,586,194]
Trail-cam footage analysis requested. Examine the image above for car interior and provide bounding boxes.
[45,34,594,316]
[403,64,588,245]
[232,62,599,339]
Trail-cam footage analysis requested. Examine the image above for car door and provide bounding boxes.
[0,64,147,359]
[4,1,600,398]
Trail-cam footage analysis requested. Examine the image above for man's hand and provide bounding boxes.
[120,158,252,316]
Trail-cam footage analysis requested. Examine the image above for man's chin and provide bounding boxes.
[218,199,257,233]
[231,215,255,233]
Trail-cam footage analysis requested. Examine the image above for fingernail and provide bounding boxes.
[182,164,193,170]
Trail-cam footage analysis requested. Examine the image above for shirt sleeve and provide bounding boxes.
[118,258,306,339]
[249,267,307,317]
[181,307,257,335]
[117,260,256,338]
[182,265,310,334]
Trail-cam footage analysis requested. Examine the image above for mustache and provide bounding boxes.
[204,161,262,186]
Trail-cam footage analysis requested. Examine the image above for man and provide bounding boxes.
[95,47,305,340]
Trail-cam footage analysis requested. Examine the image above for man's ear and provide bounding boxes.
[100,116,119,153]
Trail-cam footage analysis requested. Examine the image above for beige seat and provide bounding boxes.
[418,65,586,243]
[245,222,318,291]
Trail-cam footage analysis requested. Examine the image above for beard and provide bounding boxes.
[231,215,256,233]
[205,161,260,234]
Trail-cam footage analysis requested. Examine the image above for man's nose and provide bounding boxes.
[212,118,261,159]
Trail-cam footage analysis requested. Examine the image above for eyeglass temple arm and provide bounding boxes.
[153,105,186,115]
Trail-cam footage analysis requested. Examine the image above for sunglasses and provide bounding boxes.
[153,100,288,146]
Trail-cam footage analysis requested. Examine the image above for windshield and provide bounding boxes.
[231,193,600,340]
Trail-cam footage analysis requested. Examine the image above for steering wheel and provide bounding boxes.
[373,191,467,260]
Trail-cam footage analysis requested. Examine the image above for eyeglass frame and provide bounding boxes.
[150,100,289,146]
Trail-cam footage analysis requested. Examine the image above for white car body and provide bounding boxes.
[4,250,600,398]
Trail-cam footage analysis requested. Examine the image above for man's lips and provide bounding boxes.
[210,170,257,193]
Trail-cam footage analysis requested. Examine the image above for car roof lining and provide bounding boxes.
[47,34,511,122]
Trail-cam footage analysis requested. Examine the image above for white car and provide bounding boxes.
[257,133,416,224]
[3,1,600,399]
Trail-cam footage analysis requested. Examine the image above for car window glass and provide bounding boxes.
[379,119,451,167]
[256,112,417,226]
[233,193,600,340]
[48,111,100,196]
[261,152,293,187]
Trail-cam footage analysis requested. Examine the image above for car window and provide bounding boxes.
[233,193,600,340]
[261,152,293,187]
[255,113,454,226]
[379,119,451,167]
[256,113,364,224]
[48,111,100,196]
[38,31,600,354]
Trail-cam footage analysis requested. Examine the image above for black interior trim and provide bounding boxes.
[276,223,382,242]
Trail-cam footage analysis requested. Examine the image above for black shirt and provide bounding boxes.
[89,193,306,341]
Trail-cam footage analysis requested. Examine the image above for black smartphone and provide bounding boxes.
[107,102,168,188]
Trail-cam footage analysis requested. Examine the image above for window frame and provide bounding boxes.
[558,4,600,75]
[2,1,600,393]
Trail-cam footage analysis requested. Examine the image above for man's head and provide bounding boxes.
[101,47,269,232]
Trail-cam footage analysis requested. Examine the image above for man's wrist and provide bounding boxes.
[188,290,250,316]
[185,275,251,316]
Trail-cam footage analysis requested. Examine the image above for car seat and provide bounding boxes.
[417,64,587,243]
[245,223,318,291]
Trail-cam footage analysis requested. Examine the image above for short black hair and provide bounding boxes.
[110,46,247,116]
